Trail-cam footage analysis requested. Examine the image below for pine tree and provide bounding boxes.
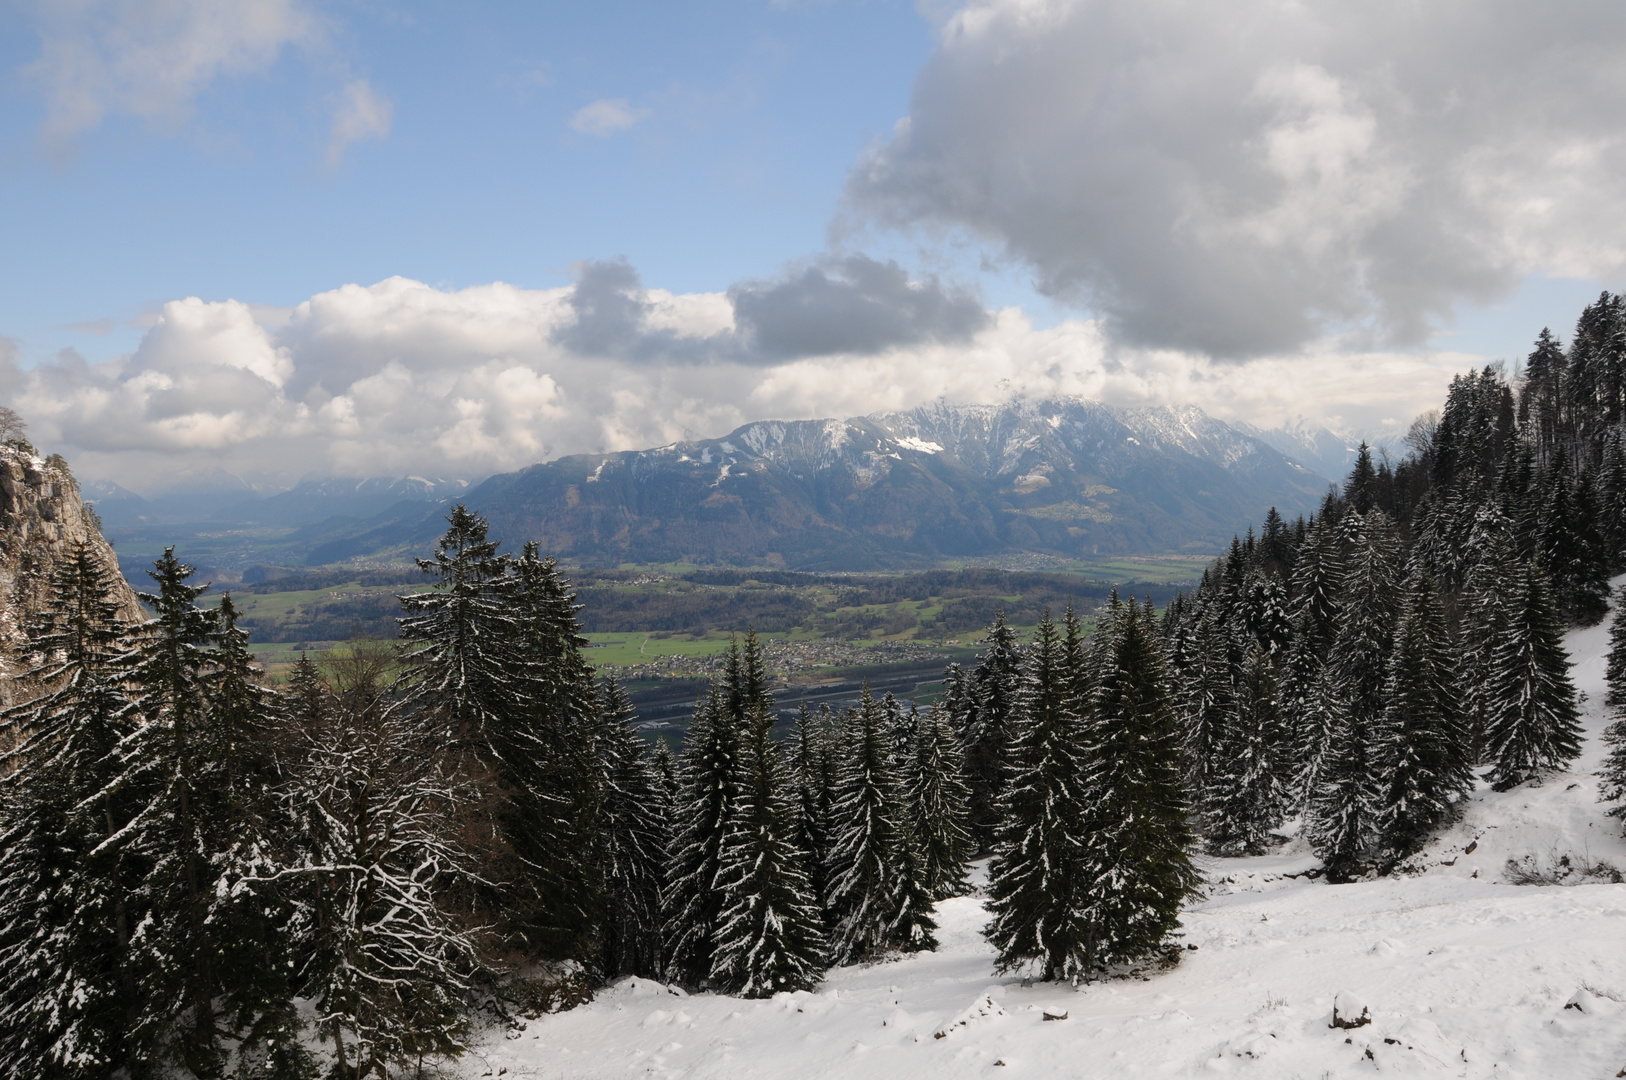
[113,548,232,1073]
[709,704,827,996]
[1305,512,1400,881]
[1176,603,1232,822]
[597,677,666,979]
[663,688,742,984]
[1601,715,1626,827]
[1460,521,1520,761]
[397,505,521,749]
[962,613,1023,852]
[825,687,907,965]
[1374,568,1471,864]
[1485,562,1584,790]
[1305,698,1380,882]
[1203,645,1287,855]
[1281,607,1335,810]
[787,705,836,914]
[0,543,136,1078]
[1606,593,1626,711]
[506,544,606,965]
[281,672,477,1079]
[1077,601,1198,969]
[985,614,1092,980]
[907,704,973,899]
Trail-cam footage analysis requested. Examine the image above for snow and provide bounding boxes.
[896,437,945,455]
[464,602,1626,1079]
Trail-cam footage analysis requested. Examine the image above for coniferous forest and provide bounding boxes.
[7,295,1626,1076]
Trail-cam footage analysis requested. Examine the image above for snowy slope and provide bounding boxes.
[465,594,1626,1080]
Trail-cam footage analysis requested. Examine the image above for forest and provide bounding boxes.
[5,293,1626,1077]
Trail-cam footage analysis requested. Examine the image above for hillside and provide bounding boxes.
[467,588,1626,1079]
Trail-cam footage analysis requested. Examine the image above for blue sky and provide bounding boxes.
[3,1,1625,490]
[0,1,944,361]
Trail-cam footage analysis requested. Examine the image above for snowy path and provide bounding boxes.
[467,609,1626,1079]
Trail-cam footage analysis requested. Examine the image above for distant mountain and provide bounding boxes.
[451,398,1331,570]
[210,475,472,527]
[1233,417,1405,483]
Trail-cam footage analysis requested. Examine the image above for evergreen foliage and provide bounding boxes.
[709,705,826,996]
[985,613,1092,980]
[962,613,1023,852]
[1485,562,1584,790]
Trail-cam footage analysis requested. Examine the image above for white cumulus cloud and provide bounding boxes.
[2,269,1485,494]
[848,0,1626,358]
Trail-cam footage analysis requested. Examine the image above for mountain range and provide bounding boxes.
[89,397,1339,577]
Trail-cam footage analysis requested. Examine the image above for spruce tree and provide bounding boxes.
[1176,603,1232,823]
[1203,645,1287,856]
[710,705,826,996]
[1608,592,1626,712]
[1077,601,1198,969]
[907,704,973,899]
[963,613,1023,852]
[825,688,908,965]
[1304,512,1400,879]
[1600,715,1626,828]
[281,669,477,1078]
[1485,562,1584,790]
[663,688,742,984]
[787,704,836,914]
[0,543,136,1078]
[113,548,231,1073]
[597,677,666,979]
[1374,568,1471,864]
[985,613,1092,980]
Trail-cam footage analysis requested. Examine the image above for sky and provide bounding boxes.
[2,0,1624,494]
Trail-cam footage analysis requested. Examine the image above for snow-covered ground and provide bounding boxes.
[469,608,1626,1079]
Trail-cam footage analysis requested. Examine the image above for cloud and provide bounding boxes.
[847,0,1626,358]
[326,78,393,167]
[22,0,316,153]
[569,97,649,137]
[3,271,1483,494]
[729,255,989,359]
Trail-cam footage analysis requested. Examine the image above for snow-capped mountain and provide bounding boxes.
[1234,417,1405,483]
[451,397,1332,569]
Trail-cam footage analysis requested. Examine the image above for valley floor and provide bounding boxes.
[463,607,1626,1079]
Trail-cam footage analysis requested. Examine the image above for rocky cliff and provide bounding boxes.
[0,444,145,703]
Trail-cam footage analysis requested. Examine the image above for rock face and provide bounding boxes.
[0,445,145,703]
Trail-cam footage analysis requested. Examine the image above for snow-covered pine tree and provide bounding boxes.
[826,687,908,965]
[787,704,836,914]
[1460,515,1520,761]
[663,687,742,984]
[0,542,136,1078]
[1202,644,1287,856]
[1597,429,1626,570]
[111,547,234,1072]
[1374,566,1471,864]
[1247,570,1293,657]
[709,704,826,996]
[1282,608,1336,811]
[907,703,972,899]
[963,613,1023,852]
[1306,511,1401,881]
[1606,591,1626,711]
[507,543,606,965]
[1601,715,1626,827]
[1305,695,1380,883]
[397,505,522,748]
[1077,600,1198,969]
[1485,561,1584,790]
[985,613,1091,980]
[280,673,477,1079]
[1176,602,1232,823]
[883,780,940,956]
[202,596,309,1075]
[597,677,666,979]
